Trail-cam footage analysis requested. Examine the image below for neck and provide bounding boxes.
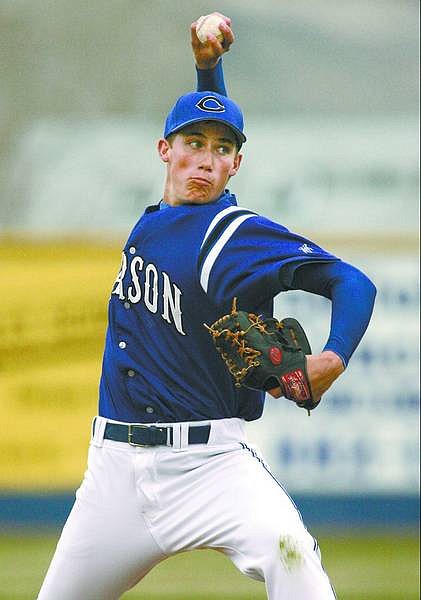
[162,186,226,207]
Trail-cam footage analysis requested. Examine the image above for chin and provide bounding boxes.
[185,187,216,204]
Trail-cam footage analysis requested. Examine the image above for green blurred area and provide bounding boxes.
[0,531,419,600]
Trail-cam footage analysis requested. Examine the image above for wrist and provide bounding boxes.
[195,57,221,70]
[320,350,345,374]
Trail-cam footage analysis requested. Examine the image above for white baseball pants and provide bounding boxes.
[37,417,336,600]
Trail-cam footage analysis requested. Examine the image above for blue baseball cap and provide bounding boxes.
[164,90,246,148]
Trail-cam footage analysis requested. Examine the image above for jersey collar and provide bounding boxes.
[145,190,237,214]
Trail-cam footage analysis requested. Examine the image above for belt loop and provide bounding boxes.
[172,423,181,449]
[91,416,107,447]
[180,423,189,449]
[91,416,97,439]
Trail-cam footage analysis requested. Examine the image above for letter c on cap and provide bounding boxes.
[196,96,226,113]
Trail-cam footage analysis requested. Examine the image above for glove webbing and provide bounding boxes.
[205,298,298,388]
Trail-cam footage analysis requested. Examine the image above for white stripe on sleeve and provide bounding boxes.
[200,206,248,249]
[200,213,256,293]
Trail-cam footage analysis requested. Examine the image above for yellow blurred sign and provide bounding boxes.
[0,238,120,490]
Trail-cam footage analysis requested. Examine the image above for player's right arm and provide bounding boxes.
[191,13,234,70]
[191,13,234,96]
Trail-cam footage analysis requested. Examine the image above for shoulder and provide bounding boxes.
[200,205,257,248]
[198,192,291,246]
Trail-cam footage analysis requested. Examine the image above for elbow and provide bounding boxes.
[354,270,377,312]
[338,263,377,303]
[363,273,377,305]
[370,280,377,304]
[340,264,377,309]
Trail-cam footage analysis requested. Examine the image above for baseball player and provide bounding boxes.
[37,14,376,600]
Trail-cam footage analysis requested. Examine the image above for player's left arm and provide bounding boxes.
[281,260,377,401]
[191,13,234,96]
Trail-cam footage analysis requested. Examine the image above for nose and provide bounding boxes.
[198,147,213,172]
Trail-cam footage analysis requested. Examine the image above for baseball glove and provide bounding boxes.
[205,298,318,413]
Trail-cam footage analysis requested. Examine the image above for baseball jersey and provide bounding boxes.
[99,191,340,423]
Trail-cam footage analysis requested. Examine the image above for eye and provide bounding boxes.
[217,145,231,155]
[188,139,202,149]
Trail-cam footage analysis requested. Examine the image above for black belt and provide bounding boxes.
[102,421,211,447]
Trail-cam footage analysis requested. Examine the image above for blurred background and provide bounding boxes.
[0,1,419,599]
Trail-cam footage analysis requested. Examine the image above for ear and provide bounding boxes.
[228,152,243,177]
[157,138,171,163]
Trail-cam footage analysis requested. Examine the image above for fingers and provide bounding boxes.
[218,20,235,50]
[267,386,283,399]
[190,21,200,48]
[190,15,235,53]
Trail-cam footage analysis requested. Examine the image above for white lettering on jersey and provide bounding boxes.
[112,251,185,335]
[162,272,185,335]
[128,256,144,303]
[111,252,128,299]
[144,263,158,314]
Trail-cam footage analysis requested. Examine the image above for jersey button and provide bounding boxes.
[123,302,130,310]
[145,406,154,414]
[127,369,135,378]
[129,246,136,255]
[119,341,127,349]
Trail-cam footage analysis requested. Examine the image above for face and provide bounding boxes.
[157,121,242,205]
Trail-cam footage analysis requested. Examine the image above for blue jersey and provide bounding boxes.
[99,191,339,423]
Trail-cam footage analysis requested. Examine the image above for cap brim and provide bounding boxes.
[166,116,246,147]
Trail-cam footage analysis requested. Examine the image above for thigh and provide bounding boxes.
[37,444,166,600]
[220,444,336,599]
[174,443,336,600]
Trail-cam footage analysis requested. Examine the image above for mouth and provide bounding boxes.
[189,177,212,186]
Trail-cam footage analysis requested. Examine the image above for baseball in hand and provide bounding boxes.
[196,14,225,44]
